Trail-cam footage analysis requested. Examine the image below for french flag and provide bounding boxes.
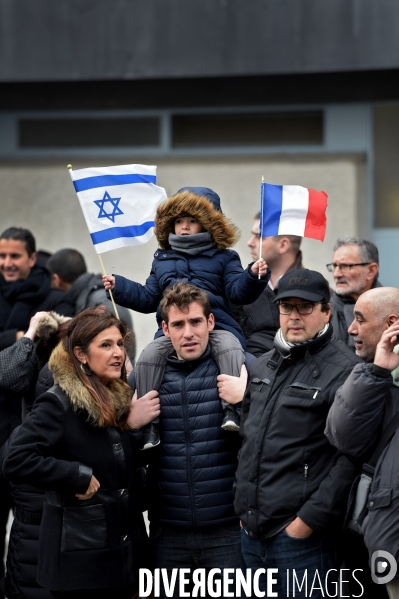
[259,183,328,241]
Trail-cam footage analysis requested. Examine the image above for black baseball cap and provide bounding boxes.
[273,269,331,304]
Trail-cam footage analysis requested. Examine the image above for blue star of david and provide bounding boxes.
[94,191,124,223]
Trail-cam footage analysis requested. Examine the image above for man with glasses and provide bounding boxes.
[327,237,381,350]
[235,268,360,598]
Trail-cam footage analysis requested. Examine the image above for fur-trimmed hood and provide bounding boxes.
[155,189,240,250]
[35,311,71,341]
[48,342,131,426]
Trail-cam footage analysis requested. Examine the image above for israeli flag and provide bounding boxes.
[69,164,167,253]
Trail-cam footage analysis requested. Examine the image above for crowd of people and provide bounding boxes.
[0,186,397,599]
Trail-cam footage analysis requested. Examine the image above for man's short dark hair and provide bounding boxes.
[160,282,211,323]
[321,301,330,313]
[47,249,87,284]
[333,237,379,266]
[0,227,36,256]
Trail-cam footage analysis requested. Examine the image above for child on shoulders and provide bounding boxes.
[103,187,269,449]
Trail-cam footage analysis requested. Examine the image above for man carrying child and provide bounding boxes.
[103,186,268,448]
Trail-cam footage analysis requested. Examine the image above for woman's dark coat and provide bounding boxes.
[3,343,148,592]
[0,337,42,599]
[3,465,51,599]
[2,363,53,599]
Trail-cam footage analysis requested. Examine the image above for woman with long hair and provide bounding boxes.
[3,306,159,599]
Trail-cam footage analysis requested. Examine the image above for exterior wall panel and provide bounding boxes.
[1,0,399,82]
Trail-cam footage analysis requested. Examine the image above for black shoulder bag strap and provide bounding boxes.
[47,385,70,411]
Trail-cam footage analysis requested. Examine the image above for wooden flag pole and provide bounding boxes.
[98,254,120,320]
[259,176,264,279]
[67,164,120,320]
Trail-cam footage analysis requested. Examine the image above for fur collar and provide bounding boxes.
[155,190,240,250]
[35,311,71,341]
[48,342,131,426]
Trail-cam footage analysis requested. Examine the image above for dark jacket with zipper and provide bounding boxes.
[146,344,241,528]
[2,343,148,592]
[234,325,360,539]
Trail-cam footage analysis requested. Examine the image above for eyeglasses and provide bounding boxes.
[326,262,371,273]
[277,302,320,315]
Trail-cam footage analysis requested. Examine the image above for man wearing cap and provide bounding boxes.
[234,269,360,597]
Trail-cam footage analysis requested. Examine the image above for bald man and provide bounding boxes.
[326,287,399,599]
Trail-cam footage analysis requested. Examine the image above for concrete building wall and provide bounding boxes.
[0,154,366,355]
[1,0,399,82]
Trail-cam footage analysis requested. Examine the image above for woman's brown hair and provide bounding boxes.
[63,306,130,428]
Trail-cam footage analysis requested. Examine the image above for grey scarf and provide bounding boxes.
[274,323,330,358]
[168,231,214,255]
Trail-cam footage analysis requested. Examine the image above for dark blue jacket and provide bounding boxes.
[146,345,241,528]
[112,248,269,348]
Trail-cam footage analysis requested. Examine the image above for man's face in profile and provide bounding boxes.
[247,219,278,263]
[348,295,387,362]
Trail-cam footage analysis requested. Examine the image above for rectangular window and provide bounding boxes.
[19,117,160,148]
[172,112,323,148]
[374,104,399,227]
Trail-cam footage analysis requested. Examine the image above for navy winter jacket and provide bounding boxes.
[146,345,241,528]
[112,248,269,348]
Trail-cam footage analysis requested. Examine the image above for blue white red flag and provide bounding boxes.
[69,164,167,253]
[259,183,328,241]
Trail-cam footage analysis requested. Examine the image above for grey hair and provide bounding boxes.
[333,237,379,266]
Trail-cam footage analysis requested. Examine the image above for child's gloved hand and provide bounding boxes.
[251,258,267,277]
[102,274,115,291]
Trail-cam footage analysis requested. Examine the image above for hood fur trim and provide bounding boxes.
[35,312,72,342]
[48,342,131,426]
[155,191,240,250]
